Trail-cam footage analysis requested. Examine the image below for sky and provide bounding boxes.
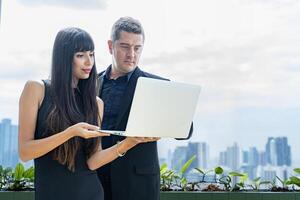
[0,0,300,166]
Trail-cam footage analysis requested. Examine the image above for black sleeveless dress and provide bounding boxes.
[34,80,104,200]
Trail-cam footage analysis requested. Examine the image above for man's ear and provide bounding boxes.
[108,40,113,55]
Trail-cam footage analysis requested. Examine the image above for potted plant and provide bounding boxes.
[0,163,35,200]
[160,157,300,200]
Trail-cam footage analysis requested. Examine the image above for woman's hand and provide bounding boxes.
[67,122,110,139]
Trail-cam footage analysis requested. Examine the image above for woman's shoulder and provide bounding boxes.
[22,80,46,106]
[23,80,45,94]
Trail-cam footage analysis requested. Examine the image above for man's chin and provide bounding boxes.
[121,65,136,73]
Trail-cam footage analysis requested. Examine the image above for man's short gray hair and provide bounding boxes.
[110,17,145,43]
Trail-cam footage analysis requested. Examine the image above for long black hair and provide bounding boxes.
[46,27,100,171]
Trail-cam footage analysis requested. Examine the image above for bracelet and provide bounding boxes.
[116,141,126,157]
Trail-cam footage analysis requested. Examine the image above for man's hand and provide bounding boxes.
[122,136,161,148]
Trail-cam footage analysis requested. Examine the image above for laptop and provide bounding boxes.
[99,77,201,138]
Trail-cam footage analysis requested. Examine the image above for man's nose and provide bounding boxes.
[127,47,135,58]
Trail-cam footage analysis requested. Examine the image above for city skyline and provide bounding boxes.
[161,137,294,182]
[1,116,294,168]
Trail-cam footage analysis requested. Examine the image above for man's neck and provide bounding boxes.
[110,68,125,80]
[110,65,135,80]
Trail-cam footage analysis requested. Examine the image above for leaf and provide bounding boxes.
[294,168,300,174]
[286,180,293,185]
[194,168,204,174]
[229,172,245,177]
[290,176,300,187]
[259,181,271,185]
[253,177,261,182]
[14,163,25,181]
[160,163,167,171]
[180,155,196,174]
[215,166,223,175]
[23,167,34,179]
[4,167,12,174]
[240,173,248,182]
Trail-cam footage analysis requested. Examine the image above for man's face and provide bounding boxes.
[108,31,144,76]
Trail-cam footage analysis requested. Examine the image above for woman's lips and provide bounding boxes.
[82,68,92,74]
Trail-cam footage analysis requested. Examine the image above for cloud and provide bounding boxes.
[0,49,50,81]
[16,0,108,10]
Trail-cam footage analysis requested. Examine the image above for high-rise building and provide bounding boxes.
[171,146,188,172]
[259,151,267,166]
[218,143,240,171]
[265,137,291,166]
[242,150,249,164]
[270,138,277,166]
[198,142,209,169]
[248,147,259,167]
[275,137,291,166]
[219,151,227,166]
[0,118,19,167]
[227,142,240,170]
[186,142,209,171]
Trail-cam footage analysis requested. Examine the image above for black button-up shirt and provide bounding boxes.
[100,66,134,148]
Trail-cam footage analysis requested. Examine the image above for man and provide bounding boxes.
[97,17,192,200]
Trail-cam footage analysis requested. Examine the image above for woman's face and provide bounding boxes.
[72,50,95,81]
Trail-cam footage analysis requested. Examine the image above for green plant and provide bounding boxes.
[174,155,197,191]
[229,171,248,191]
[160,155,197,191]
[0,163,34,191]
[194,168,213,183]
[289,168,300,188]
[212,168,248,191]
[249,177,270,191]
[0,165,13,190]
[160,163,176,191]
[160,162,300,193]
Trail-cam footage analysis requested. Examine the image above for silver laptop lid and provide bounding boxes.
[124,77,201,138]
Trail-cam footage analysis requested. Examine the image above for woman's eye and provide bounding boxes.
[89,53,94,57]
[76,54,84,58]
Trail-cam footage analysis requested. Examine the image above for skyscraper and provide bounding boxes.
[248,147,259,167]
[186,142,209,171]
[0,118,19,167]
[218,142,240,170]
[265,137,291,166]
[242,150,249,164]
[198,142,209,169]
[227,142,240,170]
[275,137,291,166]
[171,146,188,172]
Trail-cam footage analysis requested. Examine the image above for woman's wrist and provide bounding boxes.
[65,127,76,138]
[118,139,136,153]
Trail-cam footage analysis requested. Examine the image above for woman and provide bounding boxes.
[18,27,156,200]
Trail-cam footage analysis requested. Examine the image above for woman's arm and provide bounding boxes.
[18,81,106,162]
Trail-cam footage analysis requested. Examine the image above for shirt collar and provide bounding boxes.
[104,65,135,82]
